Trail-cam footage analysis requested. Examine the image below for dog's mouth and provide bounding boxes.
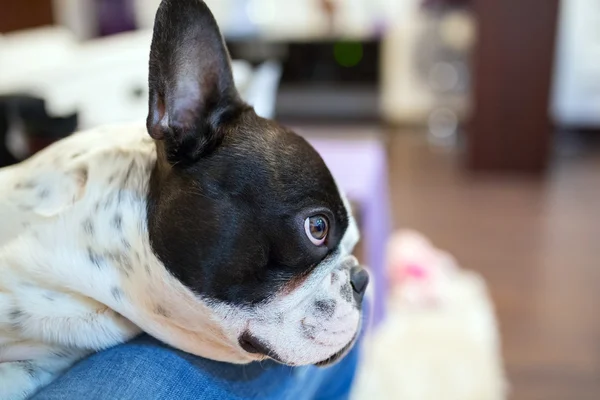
[238,332,286,363]
[238,331,358,367]
[314,334,357,367]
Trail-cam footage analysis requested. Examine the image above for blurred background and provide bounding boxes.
[1,0,598,399]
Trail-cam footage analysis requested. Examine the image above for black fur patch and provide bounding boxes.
[112,213,123,231]
[340,284,353,303]
[43,292,56,301]
[87,248,105,269]
[75,166,88,183]
[52,348,76,359]
[154,305,170,317]
[9,308,24,331]
[121,238,132,250]
[106,251,133,276]
[9,308,23,321]
[15,180,36,190]
[83,219,94,236]
[314,299,336,319]
[103,197,114,211]
[331,272,339,284]
[20,361,37,377]
[300,321,317,340]
[37,188,50,199]
[276,313,284,324]
[111,287,124,302]
[122,161,135,187]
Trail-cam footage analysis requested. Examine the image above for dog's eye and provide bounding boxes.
[305,215,329,246]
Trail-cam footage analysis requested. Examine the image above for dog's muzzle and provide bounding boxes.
[238,267,369,366]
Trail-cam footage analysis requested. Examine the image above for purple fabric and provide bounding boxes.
[308,138,391,326]
[96,0,137,37]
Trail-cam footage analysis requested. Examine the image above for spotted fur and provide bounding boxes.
[0,123,362,399]
[0,1,366,397]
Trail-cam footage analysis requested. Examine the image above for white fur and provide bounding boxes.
[0,123,362,398]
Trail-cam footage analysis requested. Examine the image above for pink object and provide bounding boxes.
[404,264,429,280]
[386,230,458,306]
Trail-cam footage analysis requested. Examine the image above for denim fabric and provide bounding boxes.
[32,334,360,400]
[34,294,371,399]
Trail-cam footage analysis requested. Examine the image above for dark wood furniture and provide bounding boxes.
[0,0,54,33]
[467,0,560,173]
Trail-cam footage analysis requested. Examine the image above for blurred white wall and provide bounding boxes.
[36,0,479,128]
[381,0,431,125]
[133,0,233,31]
[0,26,275,128]
[381,1,474,126]
[52,0,97,40]
[52,0,396,40]
[552,0,600,128]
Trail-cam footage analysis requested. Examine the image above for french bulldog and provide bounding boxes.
[0,0,368,398]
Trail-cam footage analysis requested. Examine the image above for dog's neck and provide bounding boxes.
[96,138,251,362]
[0,124,251,363]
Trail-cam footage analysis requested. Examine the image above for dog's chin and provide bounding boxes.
[314,335,358,368]
[241,334,358,368]
[259,337,359,368]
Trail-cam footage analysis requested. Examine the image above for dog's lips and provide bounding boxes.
[238,333,356,367]
[238,331,286,363]
[313,335,357,367]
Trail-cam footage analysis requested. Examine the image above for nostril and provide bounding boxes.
[350,267,369,295]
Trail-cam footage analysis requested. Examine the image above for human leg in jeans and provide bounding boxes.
[32,333,361,400]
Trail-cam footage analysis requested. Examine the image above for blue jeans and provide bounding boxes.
[32,334,360,400]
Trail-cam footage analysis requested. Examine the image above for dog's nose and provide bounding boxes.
[350,267,369,302]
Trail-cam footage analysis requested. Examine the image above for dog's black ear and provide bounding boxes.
[147,0,244,163]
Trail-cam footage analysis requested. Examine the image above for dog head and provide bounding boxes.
[145,0,368,367]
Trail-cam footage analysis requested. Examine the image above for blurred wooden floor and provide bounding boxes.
[386,130,600,400]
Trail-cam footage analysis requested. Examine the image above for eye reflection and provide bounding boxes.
[304,215,329,246]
